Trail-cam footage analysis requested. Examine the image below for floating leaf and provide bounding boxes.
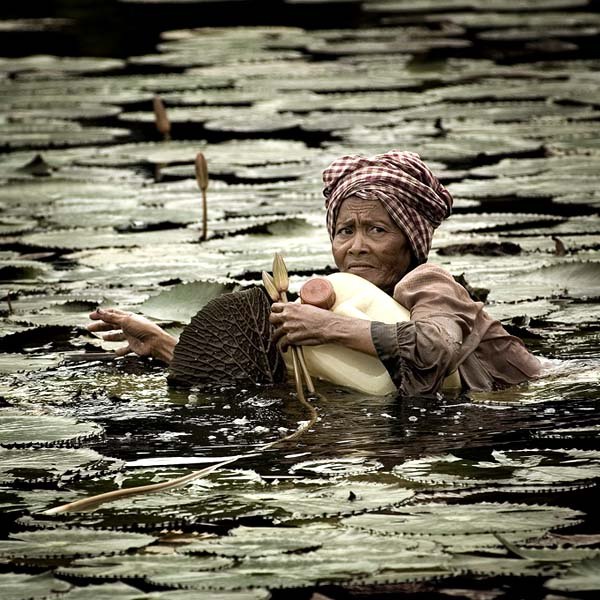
[150,524,443,590]
[496,533,600,563]
[139,280,238,324]
[0,528,155,559]
[181,525,322,558]
[54,582,153,600]
[289,457,383,477]
[57,553,233,582]
[545,556,600,591]
[0,571,71,600]
[343,503,583,536]
[0,55,125,75]
[245,481,414,521]
[0,353,61,374]
[0,447,124,485]
[0,410,104,448]
[392,449,600,489]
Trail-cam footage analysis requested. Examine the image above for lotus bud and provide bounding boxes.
[153,95,171,140]
[195,152,209,192]
[195,152,209,241]
[272,252,289,294]
[261,271,280,302]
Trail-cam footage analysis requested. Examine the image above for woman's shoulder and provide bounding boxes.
[398,262,456,288]
[393,262,472,307]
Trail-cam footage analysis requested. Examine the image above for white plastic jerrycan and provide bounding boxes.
[286,272,460,395]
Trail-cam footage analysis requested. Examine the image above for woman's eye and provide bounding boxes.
[371,226,386,233]
[337,227,353,236]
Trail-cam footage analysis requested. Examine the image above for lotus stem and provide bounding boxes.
[290,345,306,403]
[195,152,209,241]
[153,95,171,141]
[6,291,13,314]
[269,253,315,396]
[42,456,241,515]
[296,347,315,394]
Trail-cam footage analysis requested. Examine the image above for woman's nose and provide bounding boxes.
[348,231,368,255]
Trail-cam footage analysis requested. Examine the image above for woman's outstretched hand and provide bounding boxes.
[269,302,377,356]
[87,308,177,364]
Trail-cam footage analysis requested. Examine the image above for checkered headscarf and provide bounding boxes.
[323,150,453,264]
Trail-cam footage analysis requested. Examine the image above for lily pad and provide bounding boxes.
[392,449,600,489]
[53,582,151,600]
[398,101,597,122]
[57,553,233,582]
[0,55,125,75]
[0,571,71,600]
[487,261,600,302]
[0,119,130,150]
[0,447,124,485]
[0,528,155,559]
[139,280,238,324]
[545,556,600,591]
[289,457,384,477]
[343,502,583,536]
[149,525,443,590]
[364,0,588,14]
[496,533,600,563]
[0,410,104,448]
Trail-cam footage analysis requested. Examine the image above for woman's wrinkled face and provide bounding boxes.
[332,196,412,294]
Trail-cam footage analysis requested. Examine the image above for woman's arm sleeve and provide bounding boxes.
[370,265,483,395]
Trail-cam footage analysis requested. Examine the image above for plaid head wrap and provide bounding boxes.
[323,150,453,264]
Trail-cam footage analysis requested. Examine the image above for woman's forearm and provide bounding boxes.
[324,314,378,357]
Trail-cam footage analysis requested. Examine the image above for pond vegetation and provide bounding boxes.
[1,0,599,598]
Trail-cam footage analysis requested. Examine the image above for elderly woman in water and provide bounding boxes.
[89,150,541,395]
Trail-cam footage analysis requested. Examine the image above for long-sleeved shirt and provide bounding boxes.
[371,263,542,396]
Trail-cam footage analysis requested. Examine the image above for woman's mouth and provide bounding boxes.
[347,263,375,270]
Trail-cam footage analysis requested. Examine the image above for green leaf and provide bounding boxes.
[342,502,583,536]
[139,280,237,324]
[0,571,71,600]
[545,556,600,591]
[0,528,156,559]
[0,410,104,448]
[0,447,124,485]
[57,553,233,581]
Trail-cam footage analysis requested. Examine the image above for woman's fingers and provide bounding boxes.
[89,308,129,326]
[114,343,132,357]
[87,321,116,333]
[102,332,126,342]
